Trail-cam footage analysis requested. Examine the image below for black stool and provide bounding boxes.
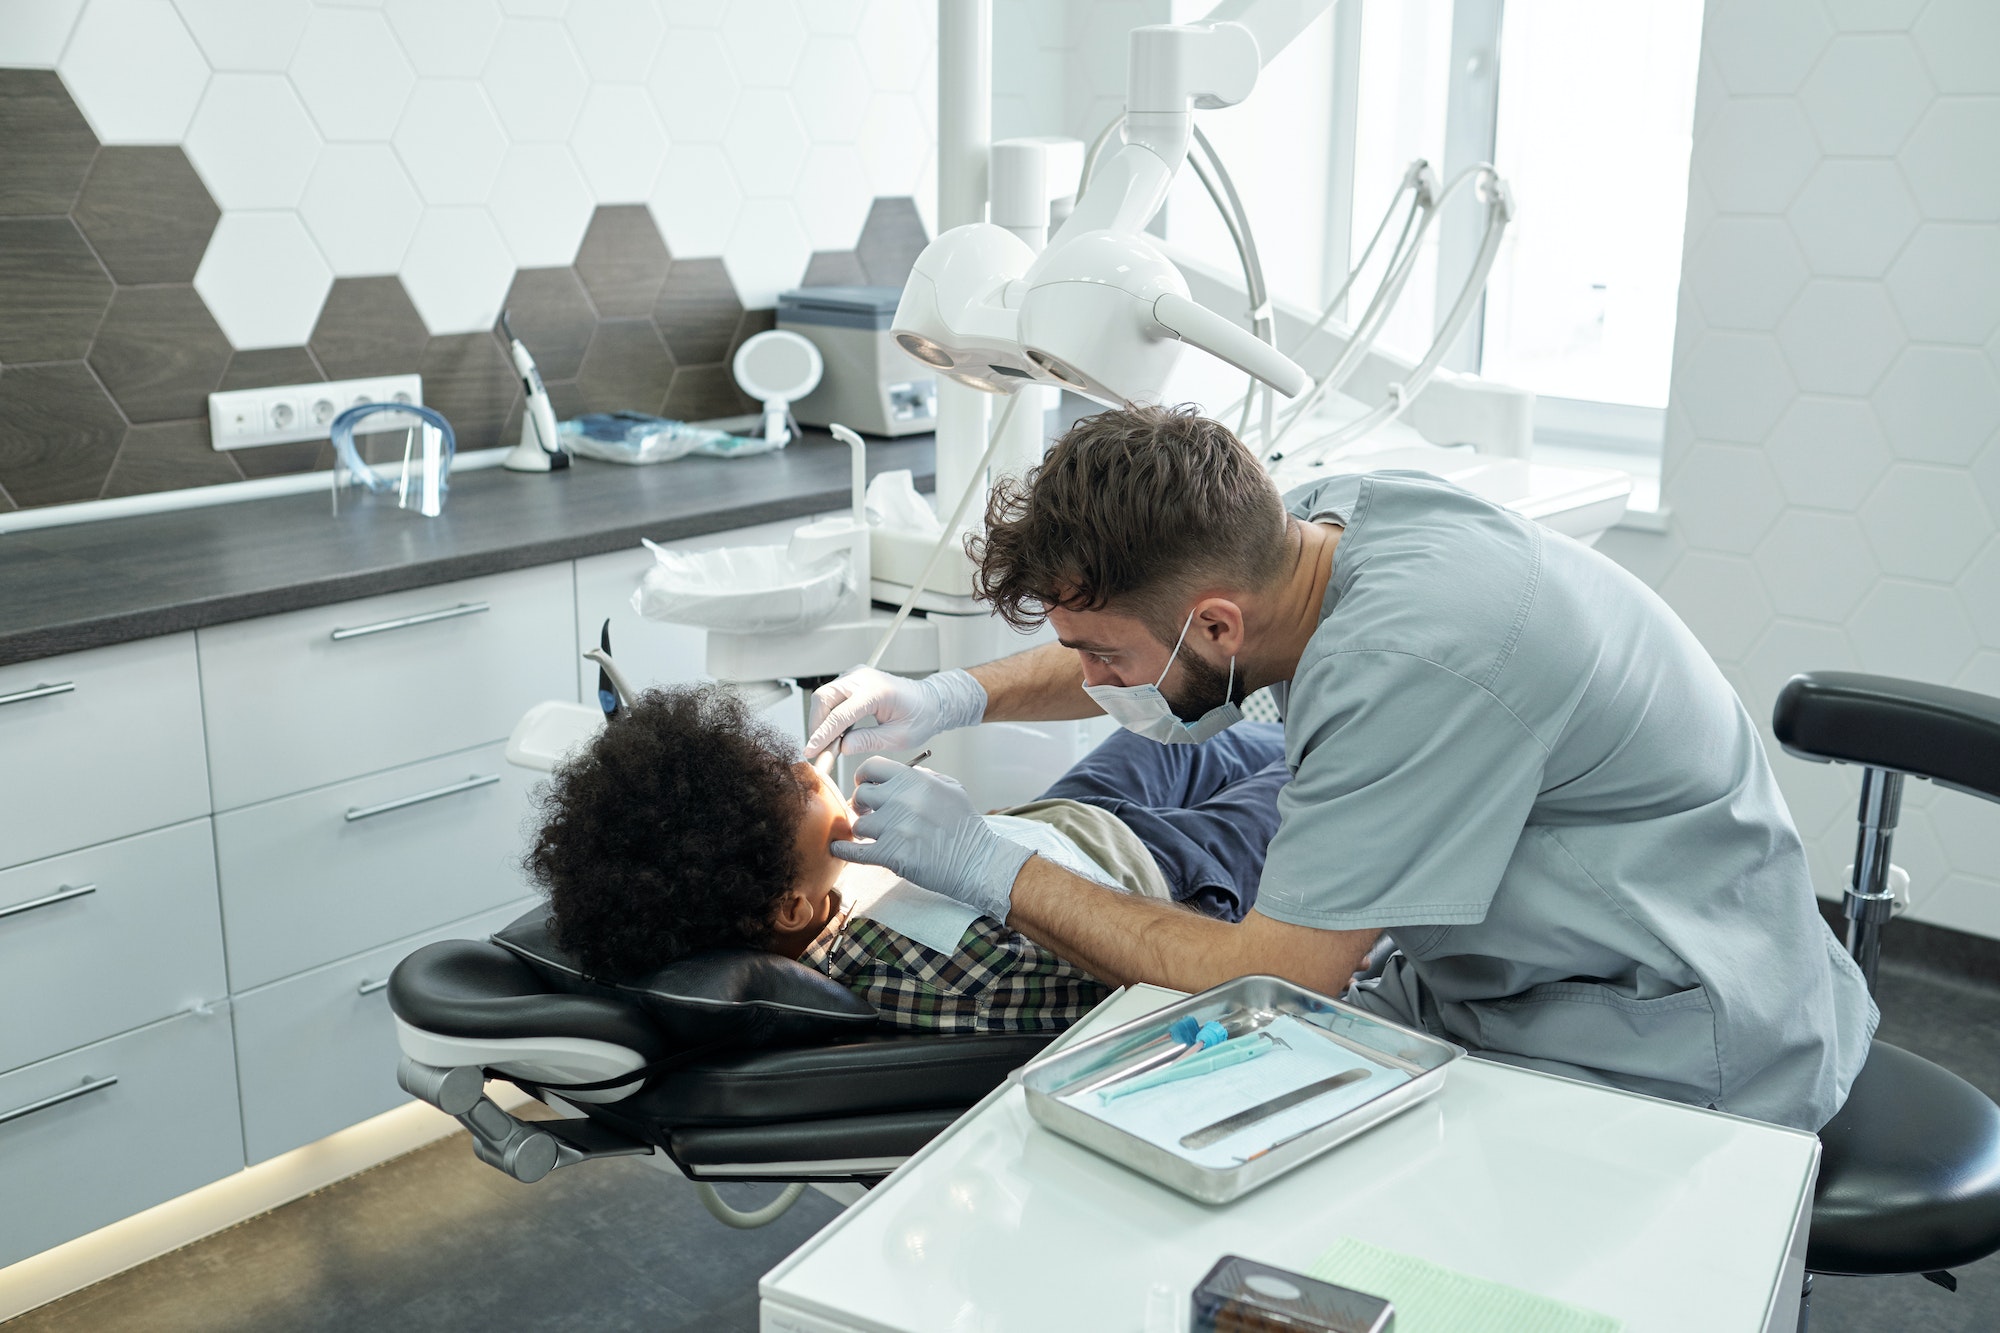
[1773,672,2000,1320]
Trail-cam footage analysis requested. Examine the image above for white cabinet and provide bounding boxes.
[0,1008,242,1268]
[0,820,226,1075]
[231,898,534,1164]
[197,565,577,810]
[0,634,209,872]
[213,742,539,991]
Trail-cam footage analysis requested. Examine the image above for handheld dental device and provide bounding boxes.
[499,310,568,473]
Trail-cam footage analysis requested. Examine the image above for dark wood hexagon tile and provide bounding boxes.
[421,332,521,453]
[802,250,868,287]
[0,70,98,217]
[575,319,676,416]
[87,285,232,423]
[498,268,596,381]
[102,418,243,498]
[72,146,220,285]
[661,364,746,424]
[0,217,113,363]
[0,362,126,508]
[855,197,928,288]
[220,346,324,392]
[310,276,430,380]
[652,257,742,366]
[233,440,333,479]
[574,205,670,319]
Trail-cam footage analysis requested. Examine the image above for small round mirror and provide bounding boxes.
[734,330,823,446]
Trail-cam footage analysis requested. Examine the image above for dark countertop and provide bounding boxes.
[0,430,934,666]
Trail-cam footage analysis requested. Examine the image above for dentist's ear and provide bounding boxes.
[1191,598,1247,656]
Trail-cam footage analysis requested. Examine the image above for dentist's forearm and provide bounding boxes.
[1004,857,1377,996]
[968,642,1099,722]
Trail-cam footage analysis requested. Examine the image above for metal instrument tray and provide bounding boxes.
[1019,975,1463,1204]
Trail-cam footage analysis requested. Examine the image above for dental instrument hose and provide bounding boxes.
[861,392,1023,672]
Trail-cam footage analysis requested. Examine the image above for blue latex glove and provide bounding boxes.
[831,757,1031,922]
[805,666,987,759]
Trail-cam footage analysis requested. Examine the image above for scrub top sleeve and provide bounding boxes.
[1254,650,1548,932]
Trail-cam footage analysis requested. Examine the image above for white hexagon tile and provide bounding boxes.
[290,7,414,142]
[59,0,208,142]
[299,144,425,277]
[488,143,595,266]
[194,210,333,348]
[1652,0,2000,940]
[400,207,515,333]
[174,0,310,74]
[184,73,321,210]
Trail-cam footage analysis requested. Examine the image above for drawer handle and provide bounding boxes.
[357,978,391,996]
[0,883,97,922]
[345,773,501,822]
[329,601,490,641]
[0,1075,119,1128]
[0,681,75,708]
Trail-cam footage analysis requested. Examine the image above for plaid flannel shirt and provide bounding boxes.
[799,912,1112,1034]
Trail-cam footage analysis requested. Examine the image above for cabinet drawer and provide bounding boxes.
[574,519,808,743]
[198,564,576,810]
[0,634,209,871]
[0,821,227,1075]
[0,1008,241,1268]
[232,898,534,1164]
[213,742,538,990]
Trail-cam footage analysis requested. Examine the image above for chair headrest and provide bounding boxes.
[387,939,669,1059]
[490,909,878,1048]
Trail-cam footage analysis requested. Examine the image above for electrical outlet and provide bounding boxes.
[208,374,424,451]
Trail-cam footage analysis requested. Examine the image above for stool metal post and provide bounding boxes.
[1845,766,1903,992]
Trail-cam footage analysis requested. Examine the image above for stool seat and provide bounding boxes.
[1811,1041,2000,1275]
[1774,672,2000,804]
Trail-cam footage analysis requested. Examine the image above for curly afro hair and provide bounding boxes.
[525,684,814,981]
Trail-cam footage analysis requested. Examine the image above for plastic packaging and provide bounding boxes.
[863,468,944,537]
[630,540,851,634]
[558,412,777,465]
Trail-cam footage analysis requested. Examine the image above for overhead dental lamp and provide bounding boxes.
[892,14,1313,407]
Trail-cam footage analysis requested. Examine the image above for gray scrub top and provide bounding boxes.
[1259,471,1876,1131]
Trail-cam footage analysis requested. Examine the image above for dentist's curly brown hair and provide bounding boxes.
[968,403,1290,642]
[526,685,813,981]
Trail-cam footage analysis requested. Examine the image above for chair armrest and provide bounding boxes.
[1773,672,2000,804]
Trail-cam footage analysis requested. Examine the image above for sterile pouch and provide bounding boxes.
[864,468,943,537]
[630,539,851,633]
[558,412,776,465]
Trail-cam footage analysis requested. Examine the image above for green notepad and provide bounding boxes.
[1309,1238,1621,1333]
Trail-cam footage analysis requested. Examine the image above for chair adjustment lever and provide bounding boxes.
[398,1057,653,1184]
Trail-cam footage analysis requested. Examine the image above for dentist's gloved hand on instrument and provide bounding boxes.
[805,666,986,759]
[832,756,1029,923]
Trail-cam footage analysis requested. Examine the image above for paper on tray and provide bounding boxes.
[1062,1016,1413,1171]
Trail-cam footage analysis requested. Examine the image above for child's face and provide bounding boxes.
[787,760,856,918]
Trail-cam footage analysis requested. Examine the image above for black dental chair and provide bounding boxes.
[1773,673,2000,1323]
[387,910,1052,1213]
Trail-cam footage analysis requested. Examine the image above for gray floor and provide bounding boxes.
[9,955,1998,1332]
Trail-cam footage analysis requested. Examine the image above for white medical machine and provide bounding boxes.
[610,0,1629,812]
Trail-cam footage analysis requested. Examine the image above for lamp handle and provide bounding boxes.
[1153,292,1309,396]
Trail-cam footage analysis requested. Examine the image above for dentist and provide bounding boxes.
[805,404,1875,1130]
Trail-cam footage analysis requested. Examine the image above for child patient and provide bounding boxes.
[527,683,1287,1033]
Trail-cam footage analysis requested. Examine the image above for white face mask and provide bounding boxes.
[1081,610,1244,745]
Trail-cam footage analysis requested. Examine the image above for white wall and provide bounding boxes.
[0,0,939,338]
[1597,0,2000,941]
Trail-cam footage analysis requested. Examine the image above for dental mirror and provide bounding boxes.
[733,329,823,447]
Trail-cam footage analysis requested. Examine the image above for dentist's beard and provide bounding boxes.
[1165,645,1243,723]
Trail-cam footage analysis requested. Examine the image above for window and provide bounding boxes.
[1158,0,1703,451]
